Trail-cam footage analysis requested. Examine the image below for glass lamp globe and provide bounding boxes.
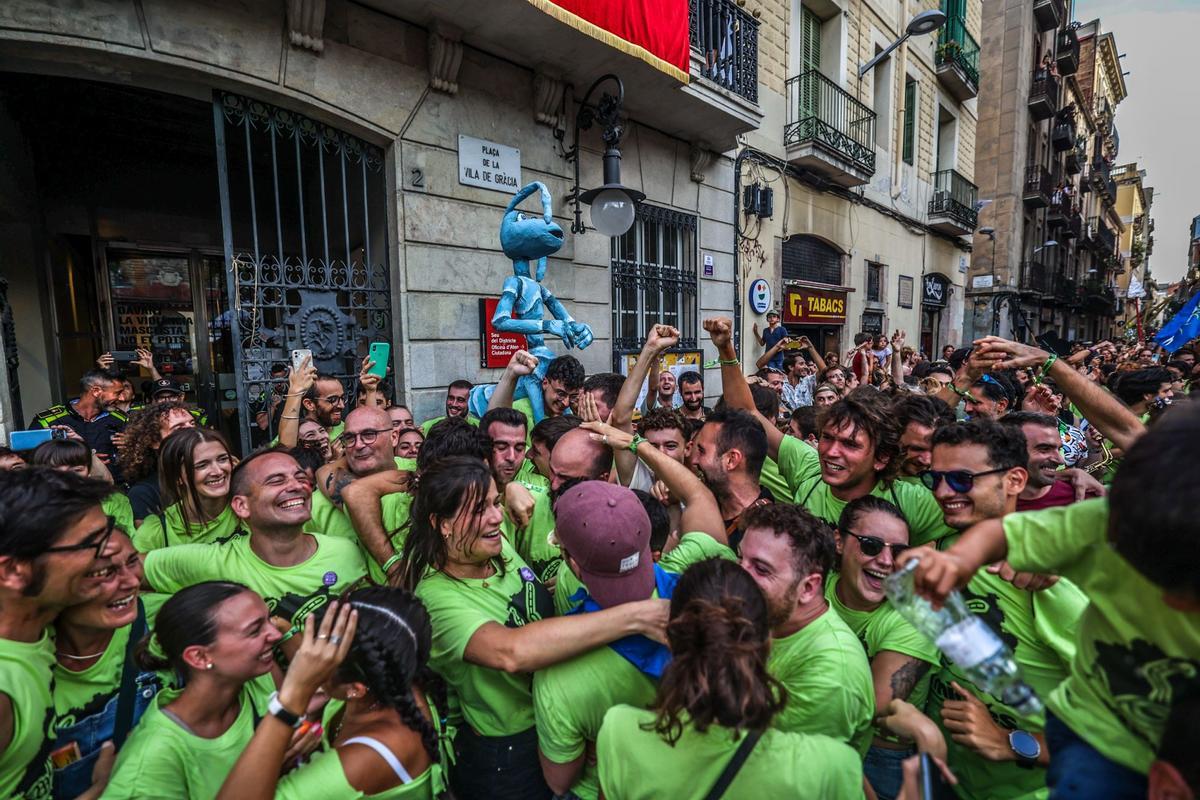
[590,189,636,237]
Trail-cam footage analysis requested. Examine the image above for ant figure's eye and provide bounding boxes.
[516,213,527,222]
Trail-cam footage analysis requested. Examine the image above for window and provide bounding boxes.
[798,7,822,120]
[867,261,884,302]
[872,49,893,149]
[611,204,698,361]
[782,235,842,285]
[902,77,916,165]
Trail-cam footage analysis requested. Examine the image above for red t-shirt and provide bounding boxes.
[1016,479,1077,512]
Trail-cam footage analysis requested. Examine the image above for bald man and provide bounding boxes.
[549,427,613,499]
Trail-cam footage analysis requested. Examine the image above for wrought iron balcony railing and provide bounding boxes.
[1028,71,1059,121]
[1056,27,1080,75]
[1023,165,1053,208]
[1020,261,1051,295]
[784,70,877,175]
[929,169,979,230]
[689,0,760,103]
[1087,216,1117,256]
[1034,0,1065,31]
[935,15,980,95]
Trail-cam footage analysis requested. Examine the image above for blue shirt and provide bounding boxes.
[762,325,788,369]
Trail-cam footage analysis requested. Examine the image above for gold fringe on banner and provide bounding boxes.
[526,0,690,84]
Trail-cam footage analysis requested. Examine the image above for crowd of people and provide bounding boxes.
[0,318,1197,800]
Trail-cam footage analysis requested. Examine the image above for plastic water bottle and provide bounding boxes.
[885,559,1043,716]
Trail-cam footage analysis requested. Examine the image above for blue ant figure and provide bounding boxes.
[467,182,593,422]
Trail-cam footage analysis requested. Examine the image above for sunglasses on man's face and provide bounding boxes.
[841,530,908,560]
[920,467,1009,493]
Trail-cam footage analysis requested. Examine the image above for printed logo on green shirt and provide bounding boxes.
[962,588,1019,654]
[1094,639,1199,747]
[15,703,55,799]
[505,569,553,628]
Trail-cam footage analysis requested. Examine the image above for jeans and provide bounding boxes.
[863,744,912,800]
[449,725,553,800]
[52,669,162,799]
[1045,712,1147,800]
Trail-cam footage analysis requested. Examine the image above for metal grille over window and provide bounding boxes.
[214,92,391,450]
[611,205,699,365]
[782,235,842,286]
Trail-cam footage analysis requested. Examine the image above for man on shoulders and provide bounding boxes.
[302,373,348,442]
[490,351,585,430]
[143,449,367,629]
[676,371,711,421]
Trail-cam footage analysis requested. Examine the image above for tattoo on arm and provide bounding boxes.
[890,658,932,702]
[330,471,355,506]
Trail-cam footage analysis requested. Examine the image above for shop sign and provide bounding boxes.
[479,297,527,368]
[783,286,847,325]
[922,274,950,308]
[748,279,772,314]
[458,135,521,192]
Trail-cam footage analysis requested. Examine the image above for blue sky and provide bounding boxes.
[1074,0,1200,281]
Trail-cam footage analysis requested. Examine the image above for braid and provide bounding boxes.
[393,687,441,761]
[353,634,439,759]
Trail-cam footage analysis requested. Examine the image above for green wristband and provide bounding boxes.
[719,357,740,366]
[381,553,403,575]
[628,435,646,454]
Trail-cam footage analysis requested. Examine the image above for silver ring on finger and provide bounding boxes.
[329,635,342,646]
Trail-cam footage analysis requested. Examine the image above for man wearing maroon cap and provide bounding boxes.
[533,420,731,800]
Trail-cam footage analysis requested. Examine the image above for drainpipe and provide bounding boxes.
[891,0,910,200]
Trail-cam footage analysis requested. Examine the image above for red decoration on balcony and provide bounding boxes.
[537,0,690,80]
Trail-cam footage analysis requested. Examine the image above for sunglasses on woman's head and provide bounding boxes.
[920,467,1009,493]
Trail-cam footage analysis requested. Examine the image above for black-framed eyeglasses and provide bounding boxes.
[322,394,347,406]
[43,515,116,560]
[339,427,392,447]
[841,530,908,560]
[920,467,1009,493]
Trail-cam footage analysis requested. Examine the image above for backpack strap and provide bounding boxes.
[702,729,763,800]
[112,598,149,748]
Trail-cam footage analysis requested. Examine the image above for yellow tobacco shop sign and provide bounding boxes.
[784,287,847,324]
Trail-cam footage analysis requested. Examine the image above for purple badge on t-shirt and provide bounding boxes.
[518,567,535,583]
[322,571,337,586]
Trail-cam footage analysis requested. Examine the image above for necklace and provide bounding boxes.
[59,649,105,660]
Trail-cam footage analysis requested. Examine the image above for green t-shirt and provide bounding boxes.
[554,532,735,616]
[776,436,954,547]
[143,531,368,628]
[1005,499,1200,774]
[758,457,790,502]
[132,503,239,553]
[103,676,274,799]
[533,644,658,800]
[419,414,479,437]
[825,572,940,714]
[925,534,1087,800]
[52,594,170,736]
[514,459,547,488]
[103,492,135,538]
[501,479,560,584]
[415,537,553,738]
[0,632,56,799]
[596,705,864,800]
[767,605,875,755]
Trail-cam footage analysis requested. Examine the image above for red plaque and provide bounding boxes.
[480,297,527,369]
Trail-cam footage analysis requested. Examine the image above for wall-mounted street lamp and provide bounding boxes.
[564,74,644,237]
[857,9,947,78]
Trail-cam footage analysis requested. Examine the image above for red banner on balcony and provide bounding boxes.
[531,0,690,82]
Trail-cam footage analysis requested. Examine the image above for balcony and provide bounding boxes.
[380,0,762,151]
[1047,195,1070,226]
[1034,0,1065,32]
[1028,71,1060,121]
[1055,276,1079,305]
[1065,137,1085,174]
[935,16,980,102]
[1023,165,1053,209]
[1061,211,1082,240]
[1052,120,1075,152]
[784,70,877,187]
[690,0,758,103]
[928,169,979,235]
[1087,216,1117,256]
[1056,28,1080,75]
[1020,261,1051,296]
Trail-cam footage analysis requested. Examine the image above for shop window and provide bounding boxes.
[782,235,842,285]
[611,204,698,359]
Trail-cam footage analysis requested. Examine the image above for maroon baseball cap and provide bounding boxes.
[554,481,654,609]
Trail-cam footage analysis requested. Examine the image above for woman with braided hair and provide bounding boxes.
[216,586,447,799]
[595,558,865,799]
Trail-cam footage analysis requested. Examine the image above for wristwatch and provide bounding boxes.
[1008,729,1041,768]
[267,691,304,729]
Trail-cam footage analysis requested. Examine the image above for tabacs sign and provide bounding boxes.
[783,287,848,325]
[459,135,521,192]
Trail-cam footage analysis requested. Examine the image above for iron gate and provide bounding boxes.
[213,92,392,451]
